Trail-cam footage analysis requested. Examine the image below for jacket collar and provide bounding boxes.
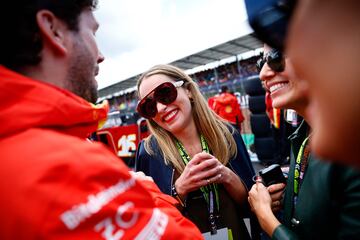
[0,66,109,138]
[289,120,309,141]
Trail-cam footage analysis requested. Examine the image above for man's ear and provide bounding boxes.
[36,10,68,55]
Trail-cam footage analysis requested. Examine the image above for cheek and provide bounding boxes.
[83,32,99,56]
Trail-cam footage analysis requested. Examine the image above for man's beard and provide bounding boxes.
[65,37,98,104]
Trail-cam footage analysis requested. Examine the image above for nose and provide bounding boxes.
[97,51,105,64]
[259,63,276,83]
[156,101,168,114]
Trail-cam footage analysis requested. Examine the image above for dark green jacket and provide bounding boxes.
[272,121,360,240]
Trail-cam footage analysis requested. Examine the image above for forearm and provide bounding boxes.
[223,169,248,204]
[257,208,281,237]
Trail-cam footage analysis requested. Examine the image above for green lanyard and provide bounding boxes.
[294,136,310,199]
[175,135,220,211]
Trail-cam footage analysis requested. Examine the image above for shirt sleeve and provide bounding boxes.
[39,141,203,240]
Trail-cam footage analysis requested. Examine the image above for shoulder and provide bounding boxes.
[331,163,360,191]
[1,128,133,233]
[138,136,161,157]
[2,128,125,182]
[136,136,166,171]
[230,127,247,151]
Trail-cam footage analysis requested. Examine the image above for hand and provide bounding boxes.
[248,181,282,237]
[130,171,154,182]
[267,183,286,213]
[248,181,273,217]
[175,152,224,197]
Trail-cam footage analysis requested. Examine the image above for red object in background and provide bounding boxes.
[95,117,150,166]
[211,92,244,128]
[208,96,218,111]
[265,91,281,129]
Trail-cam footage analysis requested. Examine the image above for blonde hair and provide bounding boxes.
[137,64,237,173]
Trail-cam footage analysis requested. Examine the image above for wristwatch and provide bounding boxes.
[171,184,185,207]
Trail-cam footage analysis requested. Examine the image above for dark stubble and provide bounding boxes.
[65,35,98,104]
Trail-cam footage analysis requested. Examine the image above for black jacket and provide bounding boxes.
[273,121,360,239]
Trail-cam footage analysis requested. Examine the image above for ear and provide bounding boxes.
[36,10,68,55]
[185,88,193,99]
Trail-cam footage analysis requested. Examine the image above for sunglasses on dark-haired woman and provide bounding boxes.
[137,80,184,119]
[256,49,285,73]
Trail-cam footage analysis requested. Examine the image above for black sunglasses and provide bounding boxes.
[256,49,285,72]
[137,81,184,119]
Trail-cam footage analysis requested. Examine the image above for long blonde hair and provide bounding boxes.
[137,64,237,173]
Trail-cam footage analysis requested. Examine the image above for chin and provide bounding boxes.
[272,99,291,110]
[311,127,360,169]
[93,79,98,90]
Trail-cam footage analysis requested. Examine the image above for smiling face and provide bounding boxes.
[287,0,360,166]
[259,45,309,116]
[138,74,194,135]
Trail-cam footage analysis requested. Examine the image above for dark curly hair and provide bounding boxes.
[1,0,98,71]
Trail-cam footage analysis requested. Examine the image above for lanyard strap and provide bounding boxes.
[175,135,220,211]
[293,136,310,203]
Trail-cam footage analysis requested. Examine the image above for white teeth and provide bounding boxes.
[164,110,177,121]
[269,83,287,92]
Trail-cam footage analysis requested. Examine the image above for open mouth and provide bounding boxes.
[162,109,178,122]
[269,82,288,93]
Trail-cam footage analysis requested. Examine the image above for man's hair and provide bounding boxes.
[136,64,237,173]
[1,0,98,71]
[221,85,229,93]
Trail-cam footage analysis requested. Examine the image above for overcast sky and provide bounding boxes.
[94,0,252,90]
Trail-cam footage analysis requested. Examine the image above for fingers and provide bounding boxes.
[256,180,267,189]
[267,183,286,193]
[195,164,222,181]
[186,156,221,180]
[271,200,282,213]
[188,151,214,165]
[204,173,223,185]
[267,183,285,203]
[270,190,284,202]
[248,182,273,215]
[130,171,154,181]
[271,200,281,208]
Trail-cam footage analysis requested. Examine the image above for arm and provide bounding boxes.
[42,141,203,239]
[215,164,248,204]
[248,182,281,236]
[248,181,301,240]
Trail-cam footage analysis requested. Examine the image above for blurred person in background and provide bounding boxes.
[0,1,203,239]
[248,45,360,239]
[245,0,360,168]
[287,0,360,168]
[212,85,245,132]
[135,64,256,239]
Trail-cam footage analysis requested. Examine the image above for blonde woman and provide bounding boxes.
[135,64,255,239]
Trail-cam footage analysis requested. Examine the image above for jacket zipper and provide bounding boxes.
[170,168,175,195]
